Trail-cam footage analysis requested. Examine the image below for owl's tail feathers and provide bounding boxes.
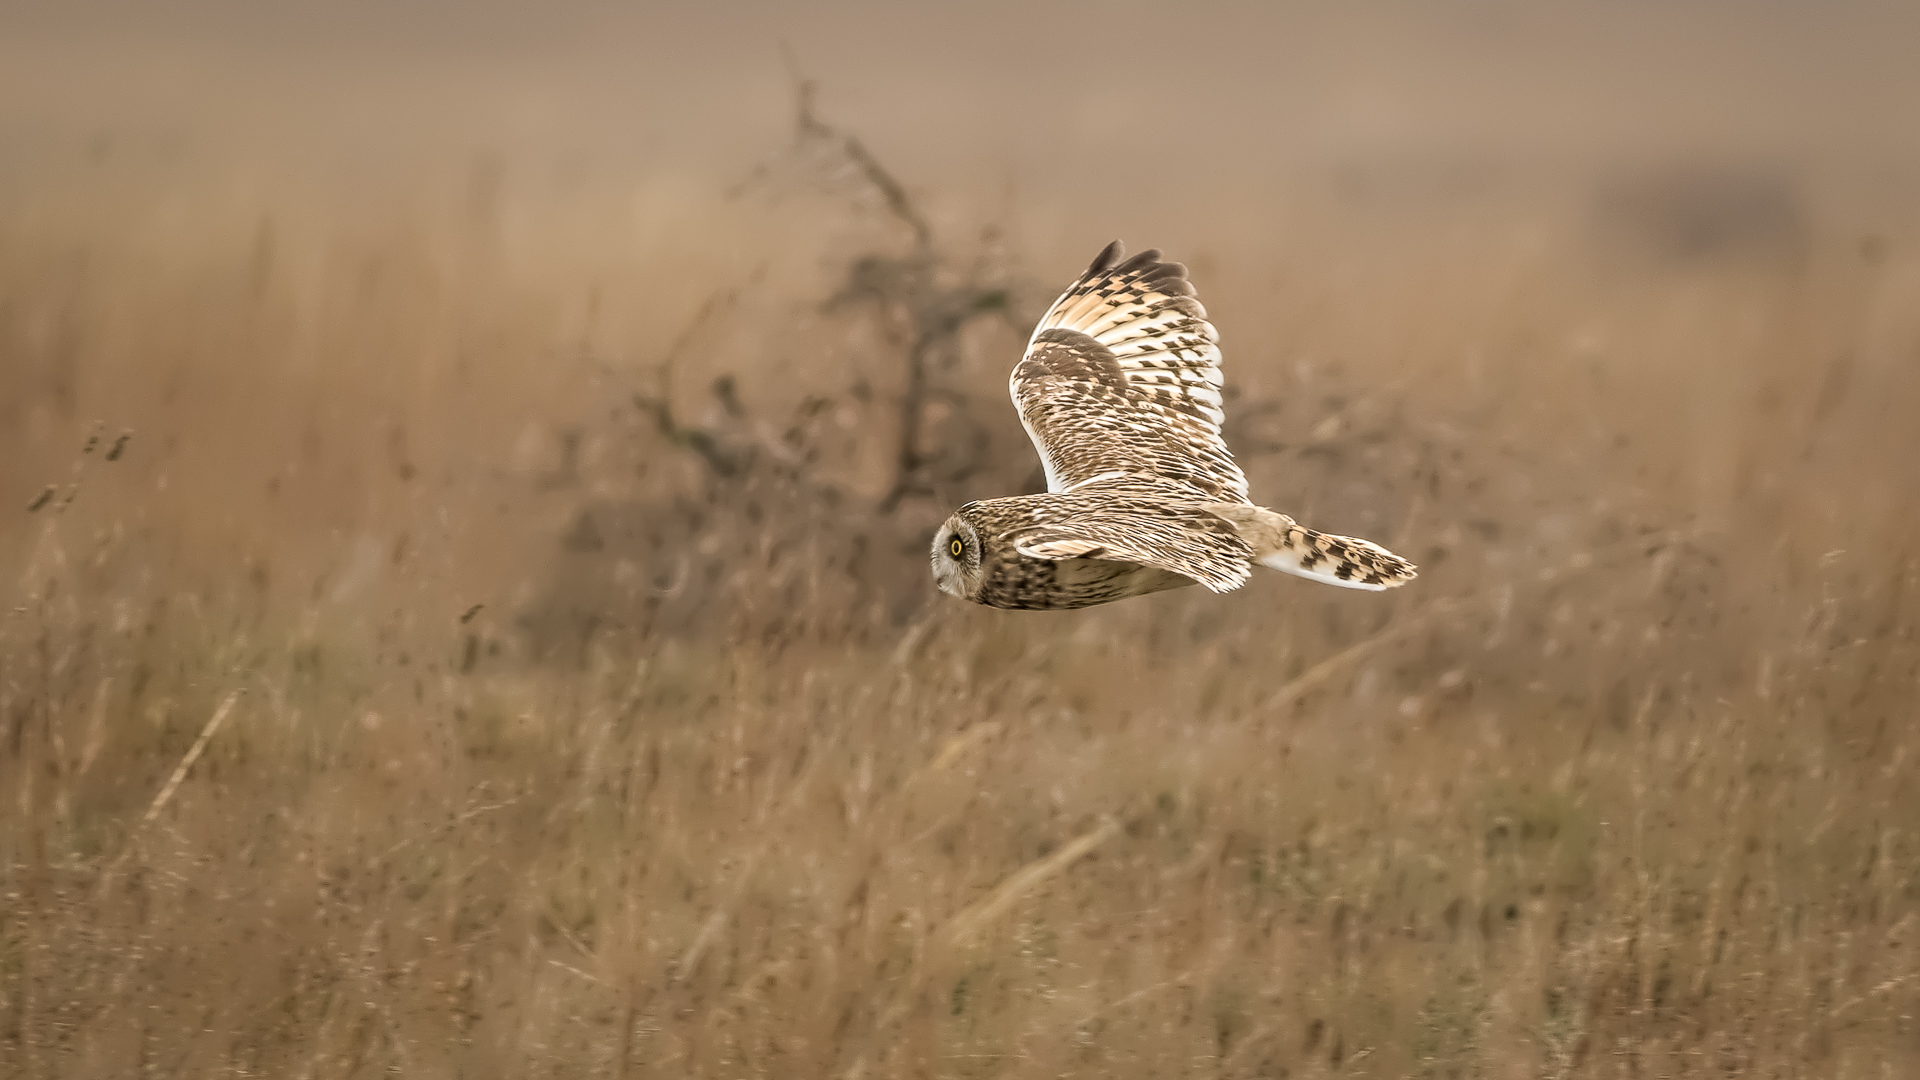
[1202,504,1416,591]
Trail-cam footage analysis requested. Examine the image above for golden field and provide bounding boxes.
[3,5,1918,1077]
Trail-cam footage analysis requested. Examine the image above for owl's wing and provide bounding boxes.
[1009,480,1255,593]
[1010,242,1250,503]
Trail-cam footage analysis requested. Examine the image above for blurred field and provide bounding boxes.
[5,5,1920,1078]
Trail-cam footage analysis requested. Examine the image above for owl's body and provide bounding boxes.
[932,242,1415,610]
[939,480,1233,610]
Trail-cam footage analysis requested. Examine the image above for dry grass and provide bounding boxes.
[4,20,1920,1077]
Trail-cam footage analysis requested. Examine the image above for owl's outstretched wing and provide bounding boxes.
[1010,242,1249,503]
[1009,479,1255,593]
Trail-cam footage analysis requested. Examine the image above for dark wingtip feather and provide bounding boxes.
[1087,240,1126,276]
[1100,247,1194,295]
[1083,243,1200,297]
[1138,261,1193,296]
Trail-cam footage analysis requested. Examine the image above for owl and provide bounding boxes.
[931,242,1416,610]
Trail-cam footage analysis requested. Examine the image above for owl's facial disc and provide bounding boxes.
[930,514,983,600]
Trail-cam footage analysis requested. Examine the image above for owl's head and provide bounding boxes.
[930,511,986,601]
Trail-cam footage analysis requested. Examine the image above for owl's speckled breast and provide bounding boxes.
[975,553,1194,610]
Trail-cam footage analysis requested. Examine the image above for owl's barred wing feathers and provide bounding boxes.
[1201,503,1417,591]
[1011,242,1249,503]
[1010,480,1254,593]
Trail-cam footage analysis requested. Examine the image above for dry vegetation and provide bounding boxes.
[5,46,1920,1080]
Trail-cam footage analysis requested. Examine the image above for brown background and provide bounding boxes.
[3,3,1918,1077]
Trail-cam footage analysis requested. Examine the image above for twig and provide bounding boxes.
[547,958,607,987]
[672,743,823,984]
[839,133,932,252]
[98,688,245,887]
[142,689,244,823]
[375,797,518,865]
[629,290,748,479]
[874,815,1126,1035]
[674,845,768,982]
[792,78,931,251]
[1830,971,1919,1019]
[1075,975,1191,1031]
[1261,601,1461,712]
[880,336,937,510]
[1257,540,1651,713]
[925,721,1002,774]
[940,816,1123,948]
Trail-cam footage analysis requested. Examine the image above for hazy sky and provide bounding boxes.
[6,0,1918,184]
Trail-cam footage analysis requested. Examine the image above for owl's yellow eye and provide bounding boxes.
[949,536,965,558]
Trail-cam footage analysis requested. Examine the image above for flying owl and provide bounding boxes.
[931,241,1416,610]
